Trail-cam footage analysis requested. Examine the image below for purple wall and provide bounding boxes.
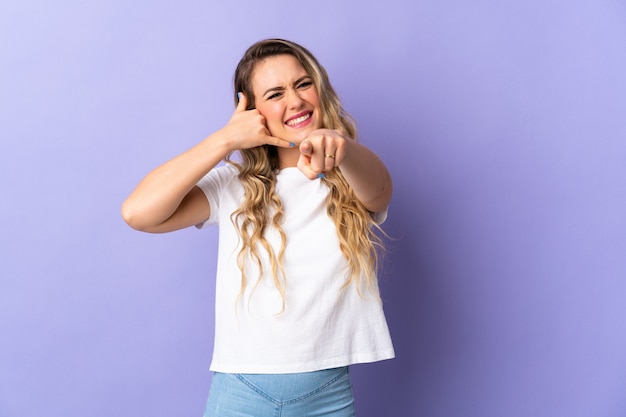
[2,1,625,416]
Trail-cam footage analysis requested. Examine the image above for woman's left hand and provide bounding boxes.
[297,129,348,179]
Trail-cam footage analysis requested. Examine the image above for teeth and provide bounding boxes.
[287,113,310,126]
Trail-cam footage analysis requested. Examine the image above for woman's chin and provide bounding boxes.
[270,124,321,145]
[288,127,320,143]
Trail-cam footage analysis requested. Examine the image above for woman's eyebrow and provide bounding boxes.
[263,85,285,97]
[262,76,311,97]
[292,75,311,85]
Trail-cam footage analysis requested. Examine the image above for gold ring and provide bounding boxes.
[324,154,335,159]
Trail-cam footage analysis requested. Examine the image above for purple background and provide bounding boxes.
[2,1,625,416]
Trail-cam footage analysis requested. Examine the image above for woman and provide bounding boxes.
[122,39,394,416]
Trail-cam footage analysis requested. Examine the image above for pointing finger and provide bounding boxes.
[299,140,313,156]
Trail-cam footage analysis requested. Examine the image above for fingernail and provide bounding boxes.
[237,92,242,100]
[289,142,295,147]
[317,173,325,179]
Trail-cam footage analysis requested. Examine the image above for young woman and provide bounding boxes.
[122,39,394,417]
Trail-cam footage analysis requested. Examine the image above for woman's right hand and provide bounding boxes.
[220,93,294,151]
[121,93,293,233]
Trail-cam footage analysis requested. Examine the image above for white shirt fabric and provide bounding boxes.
[196,164,394,374]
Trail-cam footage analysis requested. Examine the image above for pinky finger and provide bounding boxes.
[267,135,295,148]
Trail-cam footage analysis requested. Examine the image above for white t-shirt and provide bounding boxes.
[196,164,394,374]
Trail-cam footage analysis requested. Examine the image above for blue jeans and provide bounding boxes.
[203,366,356,417]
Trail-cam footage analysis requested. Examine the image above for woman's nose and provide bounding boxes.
[286,89,304,109]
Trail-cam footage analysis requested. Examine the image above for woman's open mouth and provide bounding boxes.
[285,112,312,127]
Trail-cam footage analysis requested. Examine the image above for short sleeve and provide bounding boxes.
[195,164,238,229]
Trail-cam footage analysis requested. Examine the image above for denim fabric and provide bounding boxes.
[203,367,355,417]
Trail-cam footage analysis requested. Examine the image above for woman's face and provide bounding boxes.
[250,54,322,144]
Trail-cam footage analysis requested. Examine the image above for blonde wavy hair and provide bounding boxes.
[226,39,384,312]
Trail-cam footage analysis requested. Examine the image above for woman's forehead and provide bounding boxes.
[251,55,309,89]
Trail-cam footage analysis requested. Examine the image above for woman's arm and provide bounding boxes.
[121,94,293,233]
[297,129,393,214]
[120,136,229,233]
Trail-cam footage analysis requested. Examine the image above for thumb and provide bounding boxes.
[236,92,248,112]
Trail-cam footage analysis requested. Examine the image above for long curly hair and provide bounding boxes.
[226,39,384,312]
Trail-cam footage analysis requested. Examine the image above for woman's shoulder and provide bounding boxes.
[197,163,240,191]
[210,163,240,179]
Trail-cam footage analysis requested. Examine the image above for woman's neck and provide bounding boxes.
[277,146,300,169]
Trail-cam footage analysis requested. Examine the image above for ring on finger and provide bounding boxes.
[324,154,335,159]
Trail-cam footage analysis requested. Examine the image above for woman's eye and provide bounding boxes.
[267,92,282,100]
[298,81,312,89]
